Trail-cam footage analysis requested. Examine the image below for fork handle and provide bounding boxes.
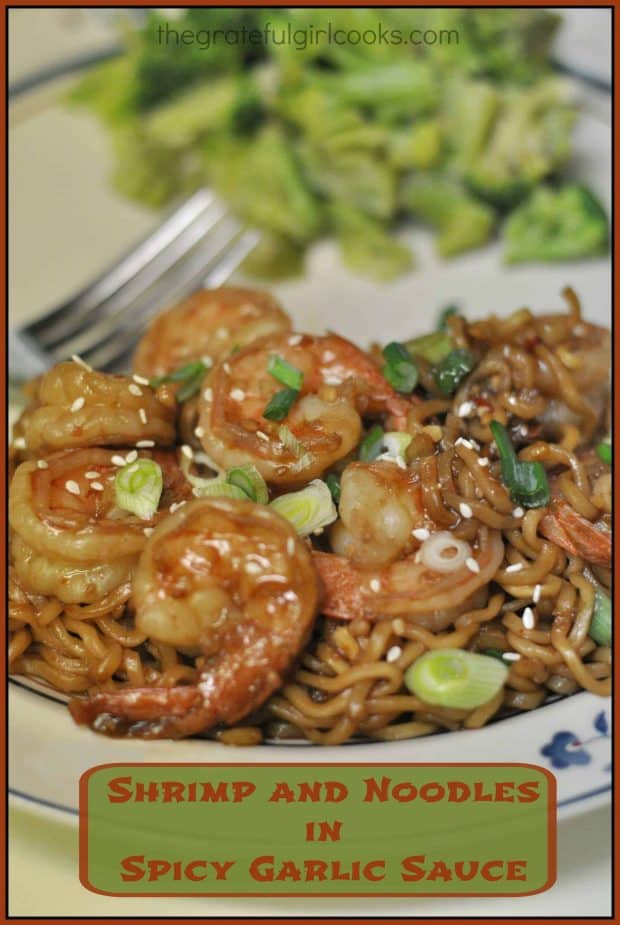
[9,329,52,382]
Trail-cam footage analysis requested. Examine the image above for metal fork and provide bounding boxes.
[9,189,259,381]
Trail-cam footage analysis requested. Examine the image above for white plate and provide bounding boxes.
[9,73,612,829]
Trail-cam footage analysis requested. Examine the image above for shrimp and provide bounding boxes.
[133,286,291,378]
[198,332,413,485]
[314,527,504,630]
[538,447,611,568]
[9,448,192,602]
[540,501,611,568]
[18,362,176,453]
[329,461,429,569]
[68,497,319,738]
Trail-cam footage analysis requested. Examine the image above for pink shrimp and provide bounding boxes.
[198,332,414,486]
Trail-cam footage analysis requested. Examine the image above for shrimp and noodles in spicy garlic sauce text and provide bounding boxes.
[8,286,611,744]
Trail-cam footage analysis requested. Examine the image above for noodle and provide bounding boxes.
[8,288,611,743]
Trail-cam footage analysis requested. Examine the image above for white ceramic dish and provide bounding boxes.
[9,72,612,828]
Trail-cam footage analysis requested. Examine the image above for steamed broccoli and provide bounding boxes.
[402,176,495,256]
[130,9,263,111]
[330,203,414,280]
[388,121,443,170]
[464,79,577,207]
[503,184,609,264]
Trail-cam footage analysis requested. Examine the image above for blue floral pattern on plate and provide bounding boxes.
[541,710,611,770]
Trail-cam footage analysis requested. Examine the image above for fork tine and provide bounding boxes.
[35,202,226,351]
[82,228,259,372]
[51,214,245,361]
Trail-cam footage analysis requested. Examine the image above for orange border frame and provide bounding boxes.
[2,2,616,923]
[79,762,557,899]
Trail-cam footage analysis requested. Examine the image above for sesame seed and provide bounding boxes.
[125,450,138,464]
[412,527,430,541]
[478,457,489,467]
[286,537,295,556]
[522,607,536,630]
[90,482,104,492]
[203,388,214,402]
[230,388,246,402]
[70,397,85,413]
[181,445,194,460]
[71,354,92,371]
[324,376,343,386]
[111,455,126,467]
[454,437,473,450]
[512,506,525,519]
[136,440,155,448]
[36,460,48,469]
[502,652,521,662]
[169,501,187,514]
[65,480,80,496]
[13,437,26,449]
[288,334,302,346]
[459,502,473,519]
[519,425,528,437]
[201,355,213,367]
[386,645,402,663]
[465,557,480,574]
[216,327,229,339]
[392,618,406,635]
[194,426,205,438]
[532,584,542,604]
[128,384,143,396]
[505,562,524,574]
[132,374,149,386]
[84,471,99,479]
[245,561,262,575]
[256,430,269,442]
[369,578,381,592]
[457,401,474,418]
[138,408,148,424]
[143,527,154,537]
[222,363,232,375]
[126,463,139,475]
[323,350,336,363]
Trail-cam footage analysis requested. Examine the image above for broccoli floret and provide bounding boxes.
[442,79,499,172]
[464,79,577,207]
[402,175,495,257]
[131,9,263,111]
[204,127,323,244]
[240,232,305,279]
[330,202,414,281]
[388,121,443,170]
[503,184,609,264]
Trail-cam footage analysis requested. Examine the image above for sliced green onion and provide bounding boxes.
[437,304,460,331]
[115,458,163,520]
[489,420,550,509]
[434,348,476,395]
[268,354,304,391]
[377,431,412,465]
[192,478,249,501]
[326,473,341,504]
[359,425,385,462]
[404,648,508,709]
[382,342,419,394]
[589,587,611,647]
[263,387,300,421]
[405,331,453,365]
[596,435,612,465]
[149,360,210,403]
[226,464,268,505]
[270,479,337,537]
[483,647,507,662]
[278,425,306,458]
